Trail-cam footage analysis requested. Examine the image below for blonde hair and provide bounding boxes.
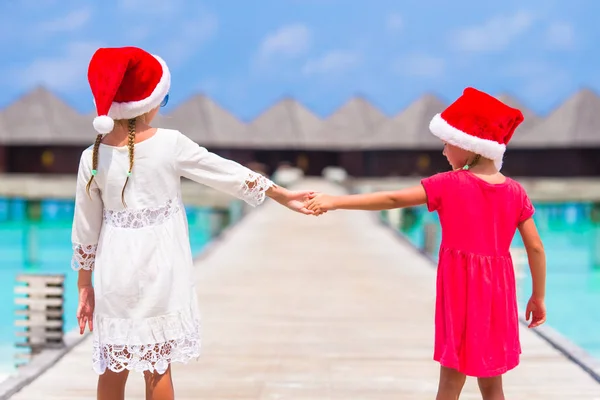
[85,111,153,207]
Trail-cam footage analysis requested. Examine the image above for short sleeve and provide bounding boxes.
[519,189,535,223]
[421,172,448,212]
[174,132,274,207]
[71,151,104,271]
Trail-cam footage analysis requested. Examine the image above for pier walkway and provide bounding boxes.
[9,179,600,399]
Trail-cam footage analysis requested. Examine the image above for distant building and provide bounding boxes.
[0,87,599,177]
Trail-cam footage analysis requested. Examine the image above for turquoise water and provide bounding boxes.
[3,196,599,375]
[386,202,600,359]
[0,197,238,376]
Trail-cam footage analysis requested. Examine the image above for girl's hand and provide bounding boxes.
[525,296,546,328]
[76,285,95,334]
[306,193,336,215]
[280,190,316,215]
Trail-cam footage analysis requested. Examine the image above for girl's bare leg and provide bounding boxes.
[436,366,467,400]
[97,369,129,400]
[477,375,505,400]
[144,365,175,400]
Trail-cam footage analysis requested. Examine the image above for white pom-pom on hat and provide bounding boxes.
[93,116,115,134]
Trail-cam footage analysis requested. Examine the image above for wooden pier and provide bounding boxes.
[7,179,600,399]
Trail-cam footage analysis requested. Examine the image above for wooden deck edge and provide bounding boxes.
[523,320,600,384]
[0,328,88,400]
[376,216,600,385]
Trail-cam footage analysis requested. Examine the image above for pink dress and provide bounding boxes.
[421,169,535,377]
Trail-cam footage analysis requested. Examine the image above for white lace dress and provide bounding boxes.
[70,128,274,375]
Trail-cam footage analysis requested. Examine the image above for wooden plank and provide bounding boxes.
[15,331,63,339]
[14,298,63,307]
[15,320,63,328]
[8,179,600,400]
[15,310,63,318]
[14,342,63,349]
[14,286,64,296]
[15,275,65,285]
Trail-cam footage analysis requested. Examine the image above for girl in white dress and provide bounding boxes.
[72,46,314,400]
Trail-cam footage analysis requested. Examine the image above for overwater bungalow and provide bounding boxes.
[0,87,599,177]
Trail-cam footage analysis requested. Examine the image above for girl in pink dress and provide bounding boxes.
[306,87,547,400]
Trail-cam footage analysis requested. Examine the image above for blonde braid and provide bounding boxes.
[121,118,136,207]
[85,134,102,196]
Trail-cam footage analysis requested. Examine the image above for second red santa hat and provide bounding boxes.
[429,87,524,170]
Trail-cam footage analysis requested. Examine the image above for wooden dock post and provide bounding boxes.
[228,200,244,225]
[24,223,39,268]
[423,222,438,257]
[510,247,528,280]
[208,208,230,238]
[387,208,402,231]
[14,274,65,367]
[591,202,600,269]
[593,226,600,269]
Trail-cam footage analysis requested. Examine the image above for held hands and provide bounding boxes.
[305,192,336,216]
[278,189,319,215]
[76,285,95,335]
[267,184,332,216]
[274,189,334,216]
[525,296,546,328]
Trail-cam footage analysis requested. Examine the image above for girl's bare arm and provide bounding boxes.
[518,217,546,299]
[307,185,427,212]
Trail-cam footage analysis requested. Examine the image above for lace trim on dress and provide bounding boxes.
[240,173,274,207]
[92,334,201,375]
[92,311,201,375]
[71,243,98,271]
[103,198,181,229]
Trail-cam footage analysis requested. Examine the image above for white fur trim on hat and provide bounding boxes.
[429,113,506,170]
[106,55,171,120]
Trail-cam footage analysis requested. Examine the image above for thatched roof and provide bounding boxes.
[1,86,599,149]
[153,94,248,147]
[370,93,447,150]
[316,96,388,150]
[247,97,320,149]
[0,87,90,145]
[511,89,600,147]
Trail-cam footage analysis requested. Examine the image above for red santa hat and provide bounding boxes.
[87,46,171,134]
[429,87,524,170]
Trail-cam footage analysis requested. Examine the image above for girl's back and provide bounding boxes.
[423,169,534,257]
[86,128,181,210]
[74,45,317,397]
[422,168,535,377]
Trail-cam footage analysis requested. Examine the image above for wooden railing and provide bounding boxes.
[14,274,65,367]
